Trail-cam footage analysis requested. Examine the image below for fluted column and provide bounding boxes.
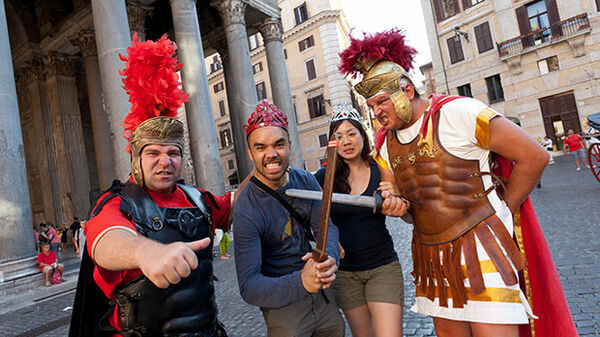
[16,60,59,226]
[126,0,153,40]
[213,0,256,178]
[259,18,303,168]
[169,0,225,193]
[71,30,115,191]
[44,52,91,220]
[91,0,132,180]
[0,2,35,262]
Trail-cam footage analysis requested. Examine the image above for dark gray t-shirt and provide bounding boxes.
[233,168,340,309]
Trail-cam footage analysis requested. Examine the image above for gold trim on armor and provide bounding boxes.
[373,154,390,172]
[416,285,522,303]
[462,260,499,279]
[475,108,497,149]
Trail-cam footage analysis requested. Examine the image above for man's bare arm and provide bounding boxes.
[488,117,549,213]
[93,229,211,288]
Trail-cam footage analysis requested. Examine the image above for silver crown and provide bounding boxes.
[329,102,363,124]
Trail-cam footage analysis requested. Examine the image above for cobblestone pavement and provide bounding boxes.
[1,155,598,336]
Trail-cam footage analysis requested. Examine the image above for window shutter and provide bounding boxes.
[307,98,315,119]
[294,7,301,25]
[475,22,493,53]
[462,0,471,10]
[515,5,533,47]
[596,0,600,12]
[308,35,314,47]
[447,37,457,64]
[455,39,464,62]
[452,0,460,14]
[545,0,562,36]
[298,40,304,52]
[306,59,316,80]
[433,0,444,23]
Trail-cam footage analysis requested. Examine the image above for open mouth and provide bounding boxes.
[264,161,281,174]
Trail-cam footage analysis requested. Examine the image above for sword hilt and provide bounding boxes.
[373,190,383,214]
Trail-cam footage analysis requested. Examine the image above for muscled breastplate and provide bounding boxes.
[108,182,219,337]
[387,116,495,245]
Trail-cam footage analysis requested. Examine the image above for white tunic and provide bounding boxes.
[378,97,535,324]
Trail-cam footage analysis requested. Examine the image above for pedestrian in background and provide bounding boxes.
[541,136,555,164]
[563,129,589,171]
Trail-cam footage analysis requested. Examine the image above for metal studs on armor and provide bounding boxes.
[150,216,163,231]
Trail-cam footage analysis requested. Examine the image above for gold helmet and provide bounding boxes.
[120,33,189,187]
[339,29,424,123]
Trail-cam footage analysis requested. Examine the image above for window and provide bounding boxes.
[318,134,328,148]
[597,0,600,12]
[485,74,504,104]
[252,62,263,74]
[474,22,493,53]
[220,128,232,148]
[433,0,460,22]
[227,159,235,170]
[294,3,309,25]
[537,56,559,75]
[457,84,473,97]
[248,34,260,50]
[462,0,484,10]
[305,59,317,80]
[307,95,326,119]
[284,49,288,59]
[210,55,221,73]
[213,82,224,93]
[446,36,464,64]
[298,35,315,52]
[256,82,267,101]
[218,100,226,117]
[527,0,550,44]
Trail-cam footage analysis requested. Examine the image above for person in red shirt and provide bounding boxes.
[37,242,64,287]
[563,129,589,170]
[70,35,232,337]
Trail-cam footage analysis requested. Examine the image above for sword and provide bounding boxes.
[285,189,384,214]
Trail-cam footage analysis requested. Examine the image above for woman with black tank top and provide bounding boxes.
[315,103,407,337]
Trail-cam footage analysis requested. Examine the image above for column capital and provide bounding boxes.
[16,58,45,84]
[126,0,154,36]
[258,18,283,44]
[70,29,97,58]
[213,0,247,27]
[43,52,76,78]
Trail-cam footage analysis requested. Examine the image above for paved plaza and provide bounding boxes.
[0,154,598,336]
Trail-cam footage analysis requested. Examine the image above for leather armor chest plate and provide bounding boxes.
[386,116,495,245]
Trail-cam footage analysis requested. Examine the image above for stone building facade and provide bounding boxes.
[420,0,600,146]
[0,0,310,269]
[205,0,356,182]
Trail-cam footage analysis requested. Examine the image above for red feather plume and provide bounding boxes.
[119,33,189,148]
[339,28,417,79]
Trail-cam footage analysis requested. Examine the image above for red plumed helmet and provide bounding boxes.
[119,33,189,147]
[339,28,417,78]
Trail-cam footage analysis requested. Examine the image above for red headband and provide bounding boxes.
[244,100,288,136]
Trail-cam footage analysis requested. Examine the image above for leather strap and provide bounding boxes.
[249,176,315,242]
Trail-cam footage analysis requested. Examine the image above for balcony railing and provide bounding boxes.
[497,13,590,58]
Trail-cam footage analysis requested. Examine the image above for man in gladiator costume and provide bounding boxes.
[70,34,230,337]
[339,29,577,337]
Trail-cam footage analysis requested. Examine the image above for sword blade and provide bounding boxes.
[285,189,376,209]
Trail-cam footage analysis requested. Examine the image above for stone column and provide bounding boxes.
[214,0,256,178]
[0,2,35,262]
[15,60,59,226]
[126,0,153,40]
[71,30,115,191]
[259,18,303,169]
[169,0,225,193]
[44,52,91,220]
[91,0,132,181]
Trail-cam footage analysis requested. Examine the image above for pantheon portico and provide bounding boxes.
[0,0,301,268]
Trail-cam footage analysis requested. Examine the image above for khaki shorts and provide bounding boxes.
[42,266,53,273]
[333,260,404,310]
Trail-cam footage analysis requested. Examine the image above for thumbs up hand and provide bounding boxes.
[137,237,211,289]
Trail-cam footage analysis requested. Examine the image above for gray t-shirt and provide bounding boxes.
[233,168,340,309]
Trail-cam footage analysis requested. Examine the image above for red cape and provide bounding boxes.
[493,155,578,337]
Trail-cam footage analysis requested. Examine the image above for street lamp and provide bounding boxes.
[454,26,469,42]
